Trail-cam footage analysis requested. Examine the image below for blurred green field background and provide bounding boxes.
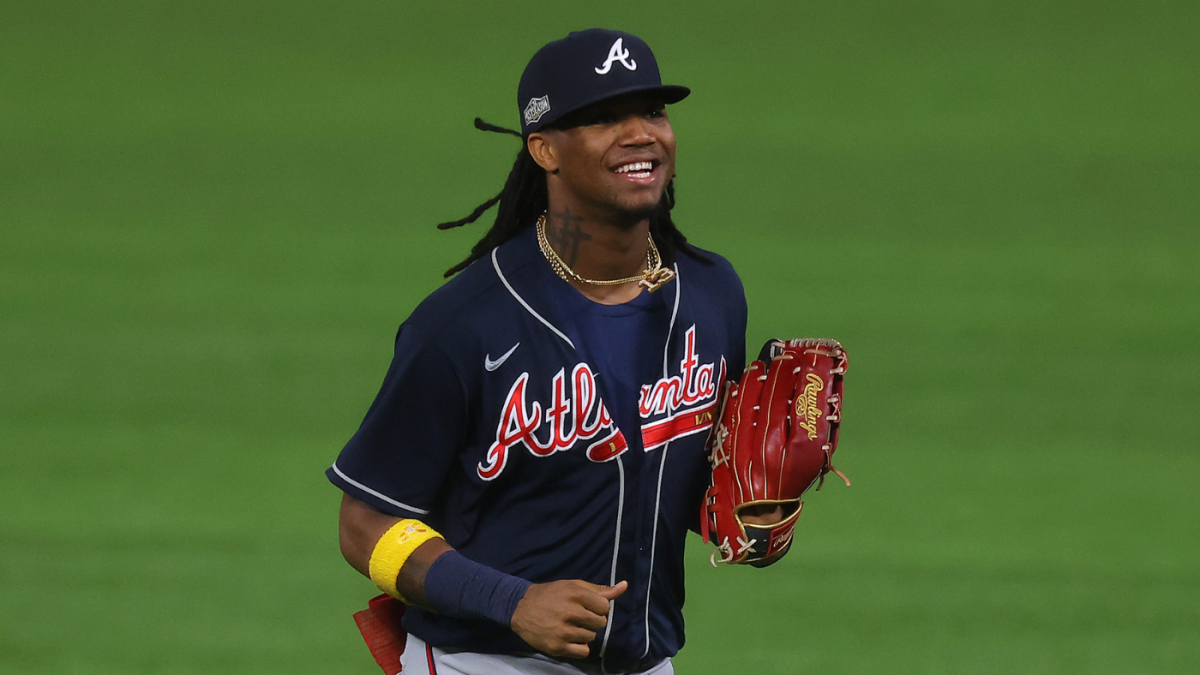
[2,1,1197,673]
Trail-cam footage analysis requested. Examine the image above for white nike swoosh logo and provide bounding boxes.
[484,342,520,372]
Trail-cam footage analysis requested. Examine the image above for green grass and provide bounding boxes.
[3,1,1198,673]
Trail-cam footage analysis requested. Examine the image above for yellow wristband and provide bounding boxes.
[368,519,443,602]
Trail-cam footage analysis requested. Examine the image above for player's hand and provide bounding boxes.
[740,504,788,568]
[739,504,784,525]
[510,579,628,659]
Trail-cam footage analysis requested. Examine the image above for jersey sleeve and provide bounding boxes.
[327,323,469,519]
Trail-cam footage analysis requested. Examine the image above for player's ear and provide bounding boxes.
[526,133,560,174]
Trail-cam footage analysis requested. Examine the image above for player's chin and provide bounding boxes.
[609,186,667,220]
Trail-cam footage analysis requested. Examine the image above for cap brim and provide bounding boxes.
[574,83,691,109]
[646,84,691,105]
[530,84,691,134]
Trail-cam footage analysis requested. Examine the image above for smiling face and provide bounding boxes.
[527,92,676,222]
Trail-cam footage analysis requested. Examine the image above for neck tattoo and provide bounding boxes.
[545,207,589,267]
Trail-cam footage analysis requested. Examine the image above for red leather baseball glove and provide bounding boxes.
[701,338,850,566]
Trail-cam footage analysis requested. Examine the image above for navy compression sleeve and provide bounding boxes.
[422,551,532,625]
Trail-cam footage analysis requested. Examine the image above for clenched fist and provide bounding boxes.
[510,579,628,659]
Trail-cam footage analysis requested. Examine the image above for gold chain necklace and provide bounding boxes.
[536,213,675,292]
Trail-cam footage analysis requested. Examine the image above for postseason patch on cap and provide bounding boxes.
[523,96,550,126]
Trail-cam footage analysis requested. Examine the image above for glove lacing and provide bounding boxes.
[709,534,758,567]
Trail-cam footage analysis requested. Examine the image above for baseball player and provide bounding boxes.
[329,29,785,675]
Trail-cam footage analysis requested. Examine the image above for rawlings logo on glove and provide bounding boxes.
[701,338,850,566]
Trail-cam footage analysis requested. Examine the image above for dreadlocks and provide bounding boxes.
[437,118,711,278]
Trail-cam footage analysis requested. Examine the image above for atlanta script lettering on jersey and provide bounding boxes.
[640,326,718,417]
[478,325,725,480]
[640,326,725,452]
[478,363,627,480]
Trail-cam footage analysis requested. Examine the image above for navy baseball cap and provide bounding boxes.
[518,29,690,135]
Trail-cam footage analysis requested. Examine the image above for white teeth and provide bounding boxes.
[616,161,653,174]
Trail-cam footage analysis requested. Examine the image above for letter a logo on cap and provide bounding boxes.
[595,38,637,75]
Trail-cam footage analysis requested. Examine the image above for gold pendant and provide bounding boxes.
[638,267,676,292]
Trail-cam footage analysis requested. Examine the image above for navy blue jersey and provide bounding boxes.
[328,223,746,672]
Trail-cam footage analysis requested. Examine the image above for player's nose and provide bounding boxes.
[614,114,657,147]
